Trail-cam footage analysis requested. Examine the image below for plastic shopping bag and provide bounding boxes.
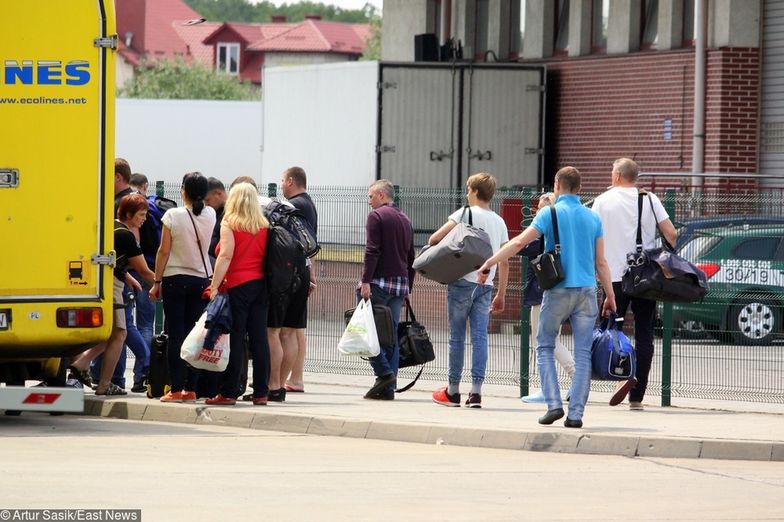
[181,311,230,372]
[338,299,381,357]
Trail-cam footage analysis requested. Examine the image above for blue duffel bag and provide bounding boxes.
[591,314,636,381]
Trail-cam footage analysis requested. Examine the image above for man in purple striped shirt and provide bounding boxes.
[359,179,415,400]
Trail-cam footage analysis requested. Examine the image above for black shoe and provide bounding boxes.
[538,408,565,425]
[268,388,286,402]
[364,373,395,399]
[364,389,395,401]
[564,418,583,428]
[131,382,147,393]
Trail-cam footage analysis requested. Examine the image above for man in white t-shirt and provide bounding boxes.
[430,173,509,409]
[592,158,677,410]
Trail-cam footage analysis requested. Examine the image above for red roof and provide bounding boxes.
[203,22,268,45]
[246,20,369,54]
[172,21,221,65]
[116,0,203,58]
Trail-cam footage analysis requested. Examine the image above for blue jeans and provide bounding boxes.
[162,274,208,393]
[447,279,492,387]
[134,277,155,349]
[357,284,404,394]
[536,287,598,421]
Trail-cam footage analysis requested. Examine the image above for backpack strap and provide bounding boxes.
[459,205,473,226]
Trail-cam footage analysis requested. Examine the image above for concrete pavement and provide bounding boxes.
[81,372,784,462]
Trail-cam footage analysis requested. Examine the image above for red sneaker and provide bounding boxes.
[181,391,197,403]
[432,386,461,407]
[160,391,184,403]
[205,394,236,406]
[253,396,268,406]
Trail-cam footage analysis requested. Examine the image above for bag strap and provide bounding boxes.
[187,209,212,279]
[404,296,417,323]
[549,206,561,253]
[395,366,425,393]
[635,192,644,253]
[459,205,473,226]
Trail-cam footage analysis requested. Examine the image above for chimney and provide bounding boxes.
[271,15,287,23]
[304,14,322,21]
[124,32,134,48]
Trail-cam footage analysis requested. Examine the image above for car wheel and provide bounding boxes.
[678,320,710,339]
[729,299,781,346]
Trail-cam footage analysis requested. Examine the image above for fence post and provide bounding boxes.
[661,188,676,406]
[155,180,164,197]
[268,182,277,198]
[393,184,401,207]
[153,181,165,334]
[519,188,532,397]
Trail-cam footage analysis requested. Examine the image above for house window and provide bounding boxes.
[591,0,608,53]
[217,43,240,74]
[641,0,659,49]
[554,0,570,55]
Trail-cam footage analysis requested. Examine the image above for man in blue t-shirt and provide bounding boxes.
[478,166,616,428]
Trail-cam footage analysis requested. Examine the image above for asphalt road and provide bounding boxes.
[1,415,782,521]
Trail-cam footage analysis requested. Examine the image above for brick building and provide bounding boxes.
[381,1,777,191]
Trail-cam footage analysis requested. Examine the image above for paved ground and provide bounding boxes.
[2,416,783,521]
[78,372,784,462]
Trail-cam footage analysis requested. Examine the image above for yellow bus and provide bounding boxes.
[0,1,116,412]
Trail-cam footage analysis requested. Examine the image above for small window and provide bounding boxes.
[217,42,240,75]
[591,0,608,53]
[683,0,695,46]
[641,0,659,50]
[554,0,570,55]
[732,238,782,260]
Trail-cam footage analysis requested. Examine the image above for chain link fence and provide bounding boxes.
[151,177,784,405]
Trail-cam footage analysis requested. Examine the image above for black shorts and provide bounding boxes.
[267,267,310,329]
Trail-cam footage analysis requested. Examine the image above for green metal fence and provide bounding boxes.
[152,179,784,405]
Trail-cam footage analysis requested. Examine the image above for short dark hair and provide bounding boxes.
[115,158,131,183]
[207,177,225,193]
[283,166,307,189]
[555,166,581,193]
[130,173,148,188]
[117,193,149,221]
[230,176,257,189]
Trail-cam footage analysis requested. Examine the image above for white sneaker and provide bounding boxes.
[629,401,644,411]
[521,390,546,403]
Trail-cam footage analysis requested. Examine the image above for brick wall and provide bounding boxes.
[536,48,760,191]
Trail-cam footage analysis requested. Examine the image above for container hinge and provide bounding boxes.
[94,35,118,49]
[526,84,545,92]
[525,148,544,155]
[0,169,19,188]
[91,252,116,267]
[376,145,396,153]
[378,81,397,90]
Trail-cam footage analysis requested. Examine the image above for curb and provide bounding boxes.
[82,397,784,462]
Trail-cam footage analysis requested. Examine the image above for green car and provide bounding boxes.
[672,224,784,345]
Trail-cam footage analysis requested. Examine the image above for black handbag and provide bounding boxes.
[396,298,435,392]
[532,206,565,290]
[344,303,394,347]
[622,193,709,303]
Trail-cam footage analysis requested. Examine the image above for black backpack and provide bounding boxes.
[264,224,307,297]
[264,200,320,258]
[139,195,177,267]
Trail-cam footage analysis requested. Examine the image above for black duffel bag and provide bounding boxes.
[622,193,708,303]
[396,298,435,392]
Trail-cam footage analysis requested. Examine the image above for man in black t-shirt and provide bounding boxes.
[205,177,228,268]
[270,166,318,396]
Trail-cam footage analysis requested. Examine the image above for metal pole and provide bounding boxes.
[691,0,707,192]
[519,188,532,397]
[660,189,676,406]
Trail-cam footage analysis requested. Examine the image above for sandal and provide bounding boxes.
[95,383,127,396]
[68,366,94,388]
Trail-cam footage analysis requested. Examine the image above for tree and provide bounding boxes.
[361,16,381,61]
[184,0,377,23]
[120,58,260,101]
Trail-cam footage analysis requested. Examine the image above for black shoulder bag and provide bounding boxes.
[531,206,565,290]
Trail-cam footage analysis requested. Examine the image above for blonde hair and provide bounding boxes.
[539,192,555,206]
[466,172,496,202]
[223,183,269,234]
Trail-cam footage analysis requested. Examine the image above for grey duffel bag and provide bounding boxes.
[412,207,494,285]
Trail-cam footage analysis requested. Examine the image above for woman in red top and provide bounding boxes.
[206,183,270,405]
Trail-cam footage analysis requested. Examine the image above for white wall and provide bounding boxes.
[115,98,262,185]
[260,61,378,187]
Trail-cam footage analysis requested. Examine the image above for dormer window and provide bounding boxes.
[217,42,240,74]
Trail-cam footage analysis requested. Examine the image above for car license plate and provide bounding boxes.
[0,309,10,330]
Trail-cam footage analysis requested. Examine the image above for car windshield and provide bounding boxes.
[678,234,721,262]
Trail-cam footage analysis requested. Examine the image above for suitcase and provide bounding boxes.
[146,333,171,398]
[412,207,493,284]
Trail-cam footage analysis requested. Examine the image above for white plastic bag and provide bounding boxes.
[181,311,230,372]
[338,299,381,357]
